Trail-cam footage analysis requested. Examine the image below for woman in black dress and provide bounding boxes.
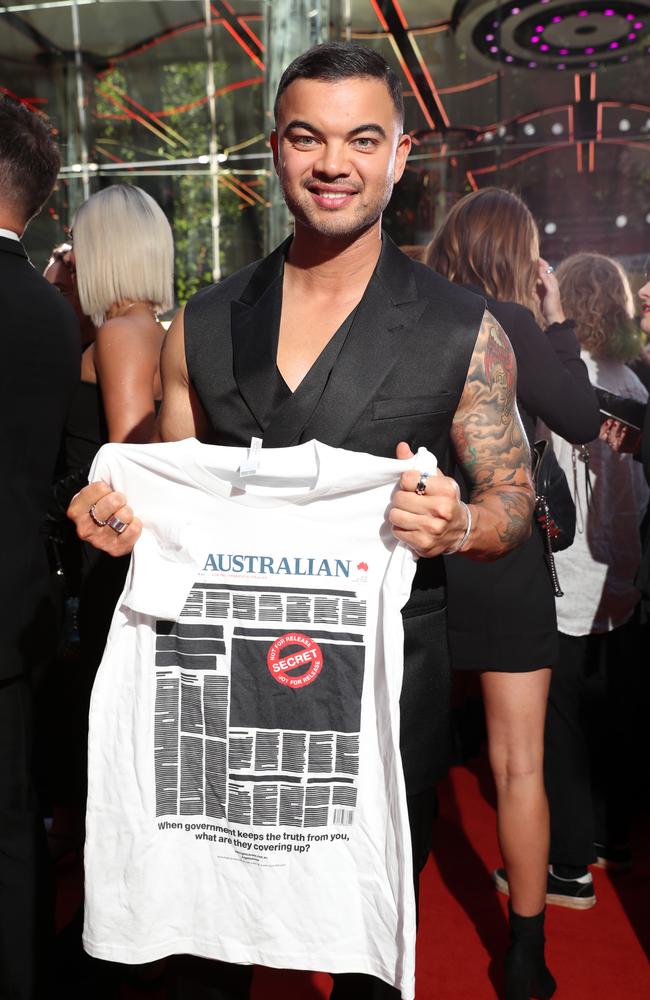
[426,188,600,1000]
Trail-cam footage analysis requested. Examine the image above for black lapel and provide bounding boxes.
[302,234,428,447]
[230,238,291,432]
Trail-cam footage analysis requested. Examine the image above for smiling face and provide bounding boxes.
[639,270,650,337]
[271,76,410,241]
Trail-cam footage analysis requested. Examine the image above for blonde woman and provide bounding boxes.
[71,184,174,687]
[426,189,600,1000]
[543,254,648,891]
[72,183,174,443]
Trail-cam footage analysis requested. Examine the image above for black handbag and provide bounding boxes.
[532,439,576,597]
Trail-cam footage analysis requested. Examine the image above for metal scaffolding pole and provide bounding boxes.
[70,0,90,203]
[204,0,221,283]
[264,0,329,254]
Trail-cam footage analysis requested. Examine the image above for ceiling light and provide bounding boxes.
[619,119,631,131]
[523,123,536,136]
[544,222,557,235]
[551,122,564,135]
[615,215,628,228]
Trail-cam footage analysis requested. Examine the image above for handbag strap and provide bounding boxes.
[571,444,593,532]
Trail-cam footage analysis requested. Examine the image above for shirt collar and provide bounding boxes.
[0,227,20,242]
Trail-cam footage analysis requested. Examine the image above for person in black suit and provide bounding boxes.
[0,96,79,999]
[68,44,536,1000]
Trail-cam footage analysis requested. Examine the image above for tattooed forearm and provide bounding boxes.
[450,310,534,557]
[493,489,533,546]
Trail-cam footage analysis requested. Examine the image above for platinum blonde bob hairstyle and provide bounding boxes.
[73,184,174,327]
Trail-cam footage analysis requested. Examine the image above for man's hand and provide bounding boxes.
[390,442,470,557]
[67,480,141,556]
[599,417,641,454]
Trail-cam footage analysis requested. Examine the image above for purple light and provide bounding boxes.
[603,9,615,15]
[486,33,495,41]
[505,54,514,62]
[620,54,629,61]
[557,63,566,69]
[531,35,540,43]
[528,60,538,67]
[536,25,544,32]
[585,46,595,53]
[634,22,643,29]
[540,0,550,5]
[492,20,500,27]
[610,40,619,48]
[511,7,521,14]
[589,60,598,67]
[559,47,569,54]
[578,10,588,17]
[552,15,562,23]
[628,32,637,39]
[626,13,635,20]
[540,43,550,51]
[490,45,499,53]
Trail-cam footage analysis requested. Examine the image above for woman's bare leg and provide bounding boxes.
[481,668,551,916]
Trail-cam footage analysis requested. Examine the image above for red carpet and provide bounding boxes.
[55,754,650,998]
[251,757,650,999]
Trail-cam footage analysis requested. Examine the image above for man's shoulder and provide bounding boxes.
[1,251,77,325]
[484,296,532,323]
[186,258,262,313]
[406,255,486,313]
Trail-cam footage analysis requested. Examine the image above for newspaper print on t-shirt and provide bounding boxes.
[153,551,369,830]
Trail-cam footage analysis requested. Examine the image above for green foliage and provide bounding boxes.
[93,59,264,304]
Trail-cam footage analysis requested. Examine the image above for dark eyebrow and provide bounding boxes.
[347,123,387,140]
[283,119,387,140]
[284,119,319,136]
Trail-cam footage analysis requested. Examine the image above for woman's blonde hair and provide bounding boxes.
[425,187,541,319]
[555,252,642,362]
[73,184,174,327]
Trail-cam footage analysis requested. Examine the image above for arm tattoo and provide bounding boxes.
[484,322,516,423]
[451,310,534,549]
[492,489,533,545]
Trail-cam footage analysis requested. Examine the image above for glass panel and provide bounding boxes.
[2,0,649,271]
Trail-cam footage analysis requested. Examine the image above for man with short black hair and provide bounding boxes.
[70,42,533,998]
[0,96,79,998]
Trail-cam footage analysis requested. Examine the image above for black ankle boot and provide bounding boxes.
[505,904,556,1000]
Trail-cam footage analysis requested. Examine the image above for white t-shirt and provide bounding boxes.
[83,438,438,999]
[543,355,648,635]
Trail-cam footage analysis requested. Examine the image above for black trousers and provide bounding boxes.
[544,621,637,867]
[171,789,437,1000]
[0,675,52,1000]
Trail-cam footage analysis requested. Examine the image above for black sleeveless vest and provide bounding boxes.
[184,234,486,789]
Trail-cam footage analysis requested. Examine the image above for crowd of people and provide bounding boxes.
[1,38,649,1000]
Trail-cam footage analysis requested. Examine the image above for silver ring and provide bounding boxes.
[546,265,554,274]
[89,503,108,527]
[415,472,430,496]
[106,514,128,535]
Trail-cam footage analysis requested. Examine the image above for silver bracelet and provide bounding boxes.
[444,501,472,555]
